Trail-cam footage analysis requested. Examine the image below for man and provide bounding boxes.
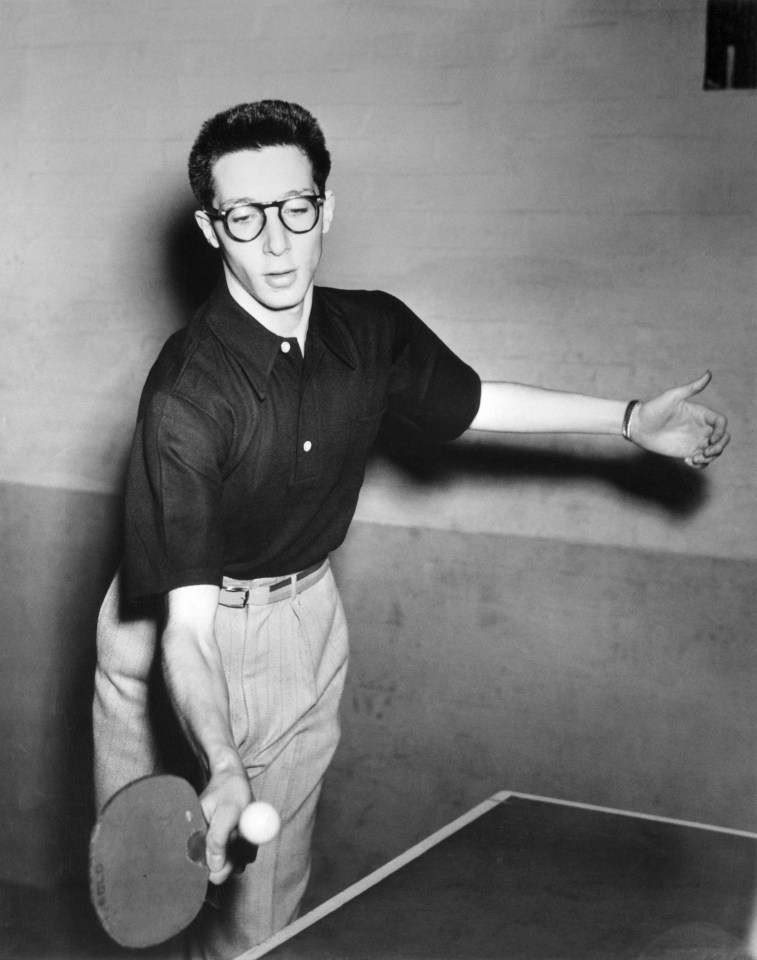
[94,100,729,959]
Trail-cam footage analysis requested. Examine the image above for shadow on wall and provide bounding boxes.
[160,197,220,319]
[372,419,709,517]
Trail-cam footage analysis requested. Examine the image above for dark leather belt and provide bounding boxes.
[218,560,329,608]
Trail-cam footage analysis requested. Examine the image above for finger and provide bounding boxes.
[208,860,235,885]
[695,448,721,466]
[704,431,730,456]
[674,370,712,402]
[205,806,238,879]
[687,445,712,465]
[705,414,728,445]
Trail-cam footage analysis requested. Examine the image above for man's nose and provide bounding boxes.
[261,209,290,255]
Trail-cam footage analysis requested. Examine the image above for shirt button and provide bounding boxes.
[303,440,312,452]
[281,341,291,354]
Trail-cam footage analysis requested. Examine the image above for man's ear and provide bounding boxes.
[321,190,335,236]
[195,210,220,249]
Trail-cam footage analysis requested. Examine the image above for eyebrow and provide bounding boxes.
[219,188,316,210]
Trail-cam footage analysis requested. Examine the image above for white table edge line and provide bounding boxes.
[237,793,512,959]
[505,791,757,839]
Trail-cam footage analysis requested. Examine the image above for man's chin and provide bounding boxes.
[254,279,311,312]
[258,291,305,312]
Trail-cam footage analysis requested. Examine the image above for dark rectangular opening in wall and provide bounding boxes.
[704,0,757,88]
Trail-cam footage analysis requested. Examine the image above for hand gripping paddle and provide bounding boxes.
[89,774,280,948]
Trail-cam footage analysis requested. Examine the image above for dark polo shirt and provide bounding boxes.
[124,282,481,600]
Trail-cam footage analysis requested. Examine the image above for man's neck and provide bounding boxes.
[224,268,311,352]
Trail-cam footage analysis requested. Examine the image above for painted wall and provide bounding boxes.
[0,0,754,897]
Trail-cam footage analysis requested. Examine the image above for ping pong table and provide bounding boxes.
[238,791,757,960]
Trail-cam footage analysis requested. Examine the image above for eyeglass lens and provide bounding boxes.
[225,197,320,241]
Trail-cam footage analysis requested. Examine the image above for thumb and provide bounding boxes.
[203,804,236,874]
[674,370,712,401]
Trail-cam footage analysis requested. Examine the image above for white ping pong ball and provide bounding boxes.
[239,802,281,845]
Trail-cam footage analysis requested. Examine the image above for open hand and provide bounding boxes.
[631,372,730,468]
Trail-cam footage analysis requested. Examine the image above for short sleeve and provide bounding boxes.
[123,391,227,601]
[384,294,481,440]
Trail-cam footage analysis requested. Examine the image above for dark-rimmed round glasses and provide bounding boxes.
[206,195,325,243]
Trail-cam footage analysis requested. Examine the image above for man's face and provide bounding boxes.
[196,145,334,318]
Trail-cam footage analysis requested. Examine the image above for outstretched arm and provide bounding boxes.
[162,584,252,885]
[468,370,729,468]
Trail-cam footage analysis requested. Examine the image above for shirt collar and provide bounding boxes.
[202,281,357,400]
[310,288,358,371]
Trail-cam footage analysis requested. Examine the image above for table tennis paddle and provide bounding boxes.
[89,774,280,948]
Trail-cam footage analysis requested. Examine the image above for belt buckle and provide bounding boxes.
[221,586,249,608]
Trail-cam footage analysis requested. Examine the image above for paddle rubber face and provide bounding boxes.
[89,775,208,948]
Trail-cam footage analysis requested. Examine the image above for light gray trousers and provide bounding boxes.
[93,563,349,960]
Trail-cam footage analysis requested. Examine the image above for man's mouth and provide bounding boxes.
[265,269,297,288]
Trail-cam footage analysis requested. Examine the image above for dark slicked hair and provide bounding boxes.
[188,100,331,209]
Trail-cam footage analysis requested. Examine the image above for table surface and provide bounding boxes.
[239,791,757,960]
